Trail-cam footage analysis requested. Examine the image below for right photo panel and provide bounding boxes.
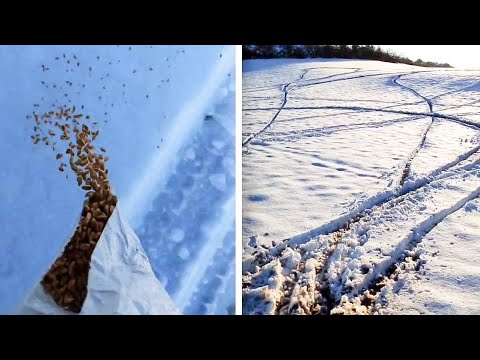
[242,45,480,315]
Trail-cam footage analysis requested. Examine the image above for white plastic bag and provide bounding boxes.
[18,204,180,315]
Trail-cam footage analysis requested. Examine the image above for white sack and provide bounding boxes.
[18,205,180,315]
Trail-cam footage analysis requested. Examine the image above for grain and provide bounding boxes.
[40,188,117,313]
[29,102,117,313]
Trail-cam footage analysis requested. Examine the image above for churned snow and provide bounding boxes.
[243,58,480,315]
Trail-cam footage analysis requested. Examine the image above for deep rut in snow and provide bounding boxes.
[243,146,480,315]
[243,66,480,315]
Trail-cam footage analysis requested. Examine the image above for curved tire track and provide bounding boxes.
[243,65,480,315]
[244,105,480,131]
[243,142,480,275]
[243,68,363,147]
[244,154,480,315]
[258,115,424,143]
[328,180,480,315]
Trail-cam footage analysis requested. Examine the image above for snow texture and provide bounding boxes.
[243,58,480,315]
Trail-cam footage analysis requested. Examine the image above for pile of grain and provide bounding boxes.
[41,189,117,312]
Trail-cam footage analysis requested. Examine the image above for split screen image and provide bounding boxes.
[1,45,479,315]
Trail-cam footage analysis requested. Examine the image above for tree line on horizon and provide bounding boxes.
[242,45,453,68]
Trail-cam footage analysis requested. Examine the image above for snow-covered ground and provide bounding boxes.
[0,45,235,315]
[242,58,480,315]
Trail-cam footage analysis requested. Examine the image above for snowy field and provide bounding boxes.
[242,58,480,315]
[0,45,235,315]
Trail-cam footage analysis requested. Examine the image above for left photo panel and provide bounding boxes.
[0,45,236,315]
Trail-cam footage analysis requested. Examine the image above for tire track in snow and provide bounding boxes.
[243,68,402,147]
[245,73,480,274]
[243,100,415,129]
[392,74,435,185]
[294,67,360,87]
[242,146,480,314]
[439,97,480,112]
[292,71,396,91]
[398,119,432,185]
[244,152,480,314]
[393,74,433,112]
[243,67,357,147]
[243,66,480,314]
[245,71,478,133]
[244,105,480,131]
[244,70,478,144]
[431,80,480,100]
[243,142,480,278]
[392,73,480,186]
[242,66,363,94]
[243,71,434,147]
[242,83,290,147]
[314,155,480,314]
[257,115,425,143]
[242,70,305,147]
[329,181,480,315]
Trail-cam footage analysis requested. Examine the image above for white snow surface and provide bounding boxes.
[384,198,480,315]
[243,58,480,315]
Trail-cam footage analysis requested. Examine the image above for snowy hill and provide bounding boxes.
[242,58,480,315]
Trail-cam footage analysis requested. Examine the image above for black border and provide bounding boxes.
[2,5,477,44]
[1,314,477,352]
